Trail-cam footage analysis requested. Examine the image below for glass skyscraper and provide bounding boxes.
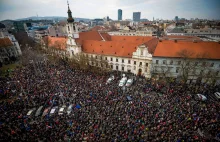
[118,9,122,20]
[133,12,141,22]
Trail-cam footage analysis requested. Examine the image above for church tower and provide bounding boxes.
[66,1,81,57]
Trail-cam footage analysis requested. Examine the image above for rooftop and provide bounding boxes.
[0,38,13,48]
[154,40,220,59]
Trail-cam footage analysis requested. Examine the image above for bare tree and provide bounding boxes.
[176,49,211,84]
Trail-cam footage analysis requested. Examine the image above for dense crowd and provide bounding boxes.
[0,59,220,142]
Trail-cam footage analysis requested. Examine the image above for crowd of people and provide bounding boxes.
[0,58,220,142]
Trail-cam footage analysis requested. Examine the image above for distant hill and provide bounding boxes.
[14,16,91,23]
[0,20,15,29]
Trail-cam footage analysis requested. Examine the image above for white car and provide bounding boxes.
[66,104,73,115]
[106,76,114,84]
[27,108,36,116]
[125,79,133,87]
[214,92,220,99]
[35,106,43,117]
[196,94,207,101]
[50,106,58,115]
[58,105,66,115]
[119,77,127,87]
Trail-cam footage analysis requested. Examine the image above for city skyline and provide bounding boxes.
[0,0,220,21]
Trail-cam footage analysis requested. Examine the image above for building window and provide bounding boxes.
[111,58,113,61]
[140,62,142,66]
[178,61,181,65]
[122,59,124,63]
[128,60,131,64]
[105,57,107,60]
[134,66,136,70]
[111,65,113,69]
[146,63,148,67]
[68,26,70,31]
[116,66,118,70]
[95,56,97,59]
[156,60,159,64]
[116,58,118,62]
[176,68,179,73]
[134,61,136,65]
[122,67,124,71]
[163,60,166,64]
[202,62,206,66]
[216,71,219,76]
[170,60,173,65]
[210,63,214,67]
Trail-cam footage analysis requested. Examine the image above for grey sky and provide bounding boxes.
[0,0,220,21]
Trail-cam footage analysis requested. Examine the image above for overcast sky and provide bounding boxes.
[0,0,220,21]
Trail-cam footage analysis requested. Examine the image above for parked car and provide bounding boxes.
[35,106,44,117]
[125,79,133,87]
[106,76,114,84]
[195,94,207,101]
[50,106,58,116]
[119,77,127,87]
[214,92,220,99]
[58,105,66,115]
[66,104,73,115]
[27,108,36,116]
[42,107,51,117]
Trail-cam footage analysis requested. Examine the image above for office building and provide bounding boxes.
[133,12,141,22]
[118,9,122,21]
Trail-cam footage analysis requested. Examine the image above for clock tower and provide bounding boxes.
[66,1,81,57]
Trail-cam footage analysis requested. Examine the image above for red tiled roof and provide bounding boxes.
[100,33,111,41]
[82,40,139,57]
[153,40,220,59]
[0,38,13,48]
[46,36,67,50]
[75,31,103,45]
[82,36,155,57]
[143,38,159,54]
[111,36,154,43]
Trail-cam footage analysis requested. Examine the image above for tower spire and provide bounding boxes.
[67,0,74,23]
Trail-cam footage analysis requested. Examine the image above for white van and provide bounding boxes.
[125,79,133,87]
[119,77,127,87]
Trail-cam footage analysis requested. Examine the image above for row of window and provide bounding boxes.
[156,67,220,75]
[156,60,217,67]
[90,62,148,72]
[93,55,149,66]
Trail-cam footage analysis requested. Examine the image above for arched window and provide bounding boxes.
[68,26,70,31]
